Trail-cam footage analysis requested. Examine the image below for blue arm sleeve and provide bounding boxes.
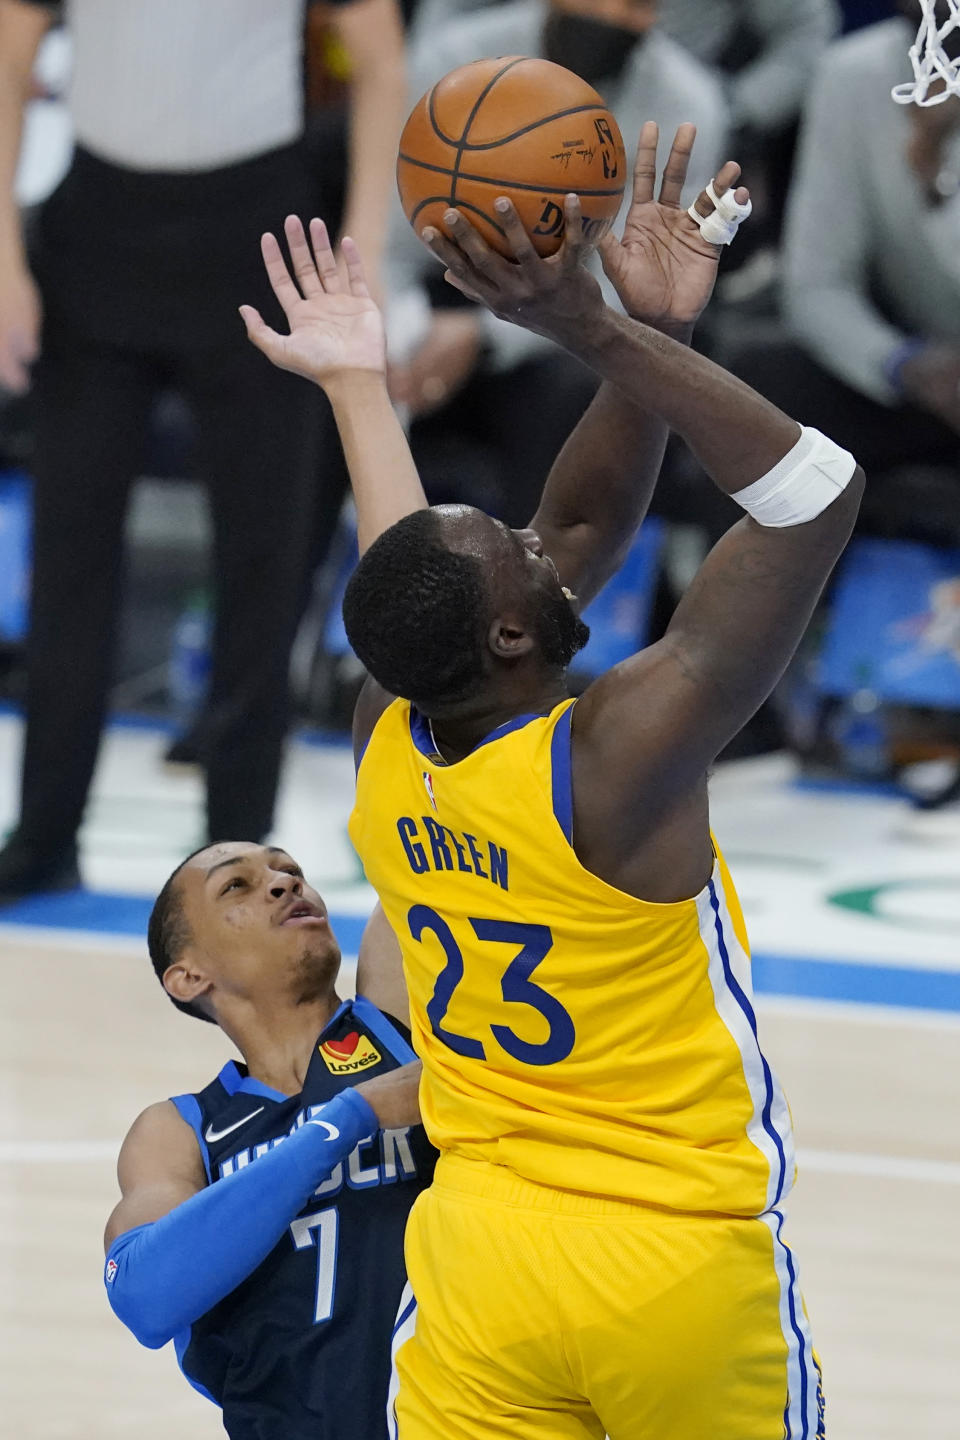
[104,1088,377,1348]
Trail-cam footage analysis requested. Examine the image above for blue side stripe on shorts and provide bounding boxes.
[774,1209,810,1439]
[708,878,788,1206]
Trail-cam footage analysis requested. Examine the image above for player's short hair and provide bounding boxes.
[342,509,490,709]
[148,847,217,1024]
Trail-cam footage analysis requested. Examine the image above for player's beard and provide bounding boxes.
[535,586,590,670]
[290,942,341,1010]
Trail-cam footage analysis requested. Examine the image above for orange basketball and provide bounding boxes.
[396,56,627,258]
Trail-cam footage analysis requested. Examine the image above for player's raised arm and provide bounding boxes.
[561,315,862,800]
[421,125,751,605]
[241,216,427,555]
[426,187,862,793]
[531,125,747,606]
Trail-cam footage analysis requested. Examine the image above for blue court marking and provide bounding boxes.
[328,913,366,954]
[0,888,155,932]
[750,952,960,1011]
[293,725,353,752]
[2,891,959,1013]
[792,775,904,801]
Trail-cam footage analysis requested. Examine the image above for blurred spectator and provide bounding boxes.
[732,3,960,544]
[655,0,840,273]
[0,0,406,898]
[386,0,728,524]
[409,0,836,141]
[655,0,839,138]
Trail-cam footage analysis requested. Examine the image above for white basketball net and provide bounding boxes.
[893,0,960,106]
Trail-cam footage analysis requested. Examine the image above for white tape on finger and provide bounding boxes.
[688,180,753,246]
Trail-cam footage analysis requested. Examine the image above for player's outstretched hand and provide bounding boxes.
[355,1061,423,1131]
[421,196,605,343]
[240,217,386,388]
[599,122,750,334]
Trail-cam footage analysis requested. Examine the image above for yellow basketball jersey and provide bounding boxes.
[349,698,795,1216]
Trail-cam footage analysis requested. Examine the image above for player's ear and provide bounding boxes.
[163,953,213,1009]
[487,616,535,660]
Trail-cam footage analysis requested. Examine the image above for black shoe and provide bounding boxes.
[0,837,81,904]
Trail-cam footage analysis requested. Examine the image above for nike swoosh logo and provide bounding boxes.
[204,1107,265,1143]
[306,1118,341,1141]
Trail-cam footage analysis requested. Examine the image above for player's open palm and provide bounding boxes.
[241,216,386,387]
[599,122,750,333]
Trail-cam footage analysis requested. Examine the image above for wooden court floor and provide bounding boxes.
[1,932,957,1440]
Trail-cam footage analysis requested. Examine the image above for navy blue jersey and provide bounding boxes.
[170,997,435,1440]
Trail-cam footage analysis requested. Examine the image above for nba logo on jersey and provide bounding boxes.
[105,1258,118,1284]
[319,1031,382,1075]
[423,771,437,810]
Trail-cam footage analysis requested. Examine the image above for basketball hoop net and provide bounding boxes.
[893,0,960,106]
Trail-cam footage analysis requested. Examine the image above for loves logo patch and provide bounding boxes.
[319,1030,382,1074]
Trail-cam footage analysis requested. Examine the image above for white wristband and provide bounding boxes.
[732,426,857,527]
[687,180,753,246]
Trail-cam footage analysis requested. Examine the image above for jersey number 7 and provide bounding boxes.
[290,1208,339,1324]
[408,907,576,1065]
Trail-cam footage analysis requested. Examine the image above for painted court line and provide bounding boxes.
[0,1140,119,1162]
[3,1140,958,1183]
[799,1149,960,1186]
[755,994,960,1030]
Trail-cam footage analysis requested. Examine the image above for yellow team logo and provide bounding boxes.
[319,1031,382,1075]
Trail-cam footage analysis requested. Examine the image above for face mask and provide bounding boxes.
[543,10,642,84]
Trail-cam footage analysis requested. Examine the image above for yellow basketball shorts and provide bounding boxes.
[389,1155,824,1440]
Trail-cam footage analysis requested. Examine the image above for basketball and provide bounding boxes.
[396,56,627,258]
